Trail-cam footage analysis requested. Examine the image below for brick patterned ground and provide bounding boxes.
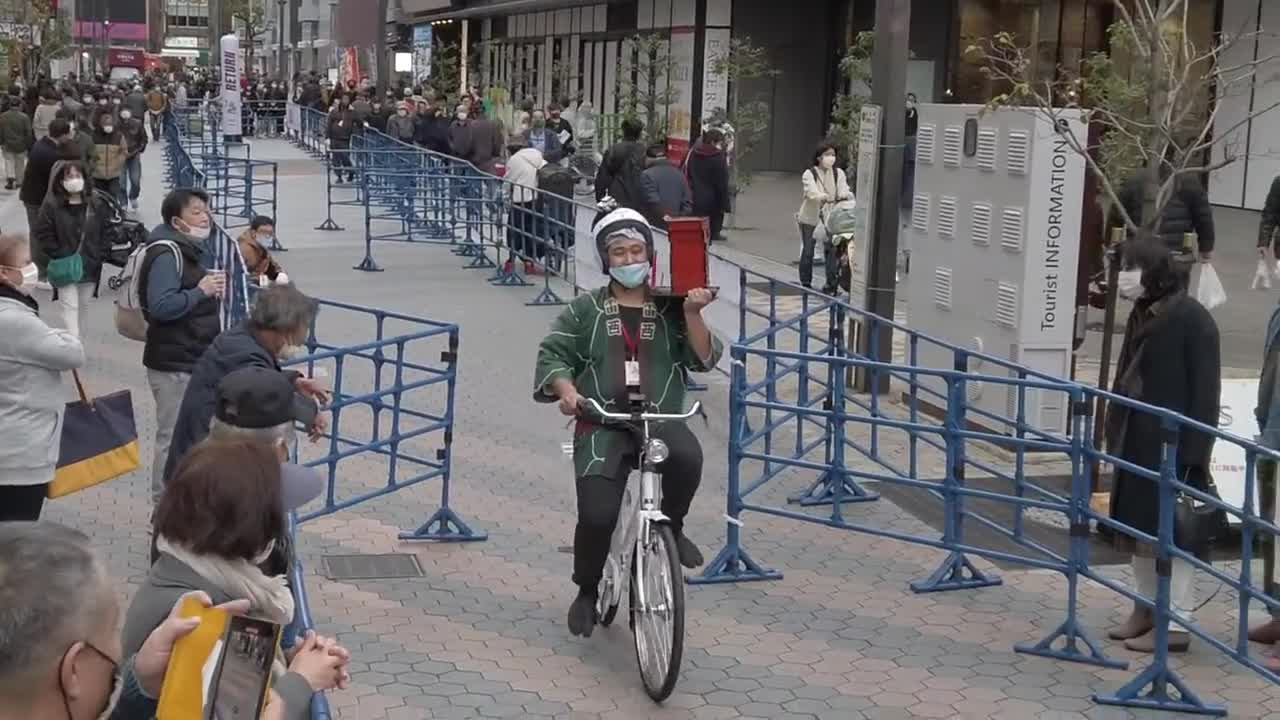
[11,138,1278,719]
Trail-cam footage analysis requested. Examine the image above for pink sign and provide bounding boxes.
[73,21,147,41]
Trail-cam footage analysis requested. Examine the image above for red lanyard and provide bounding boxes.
[620,322,639,360]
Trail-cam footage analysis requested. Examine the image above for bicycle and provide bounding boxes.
[573,396,700,702]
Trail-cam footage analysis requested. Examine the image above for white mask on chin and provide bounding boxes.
[1117,269,1144,300]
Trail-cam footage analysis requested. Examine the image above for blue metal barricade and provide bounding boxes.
[690,265,1279,715]
[164,108,486,720]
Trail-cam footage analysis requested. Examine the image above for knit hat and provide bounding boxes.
[591,207,653,273]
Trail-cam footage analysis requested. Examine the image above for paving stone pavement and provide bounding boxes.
[9,138,1279,719]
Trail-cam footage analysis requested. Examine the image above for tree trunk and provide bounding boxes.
[1139,2,1171,244]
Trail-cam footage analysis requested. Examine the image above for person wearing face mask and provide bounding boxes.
[0,522,295,720]
[21,118,75,283]
[89,107,128,205]
[126,440,352,720]
[118,108,147,211]
[797,141,853,290]
[138,188,226,505]
[386,101,416,144]
[534,207,723,637]
[145,83,169,141]
[1104,238,1221,654]
[236,215,287,284]
[34,161,110,338]
[0,233,85,520]
[522,109,562,158]
[545,102,575,157]
[161,285,328,499]
[415,98,451,155]
[125,84,146,122]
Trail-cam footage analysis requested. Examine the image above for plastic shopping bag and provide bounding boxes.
[1253,257,1274,290]
[1194,263,1227,310]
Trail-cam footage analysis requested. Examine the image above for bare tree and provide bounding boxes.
[0,0,71,87]
[617,33,678,146]
[229,0,269,75]
[828,31,875,164]
[969,0,1280,245]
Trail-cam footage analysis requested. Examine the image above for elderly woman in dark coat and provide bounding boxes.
[1104,238,1221,654]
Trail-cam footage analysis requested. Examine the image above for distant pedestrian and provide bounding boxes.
[684,127,731,244]
[797,141,852,290]
[594,117,648,216]
[1104,238,1220,654]
[326,96,356,184]
[386,102,415,144]
[546,102,575,157]
[32,91,58,140]
[146,83,169,140]
[640,143,691,230]
[504,139,547,275]
[523,109,562,157]
[89,107,128,205]
[0,97,32,191]
[119,107,148,210]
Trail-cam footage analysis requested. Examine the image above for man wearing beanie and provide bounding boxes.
[533,206,723,638]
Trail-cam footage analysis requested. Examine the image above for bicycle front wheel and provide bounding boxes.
[631,523,685,702]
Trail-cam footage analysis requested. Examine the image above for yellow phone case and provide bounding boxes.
[155,597,279,720]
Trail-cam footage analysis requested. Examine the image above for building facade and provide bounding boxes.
[396,0,1280,207]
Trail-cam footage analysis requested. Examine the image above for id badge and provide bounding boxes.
[624,360,641,386]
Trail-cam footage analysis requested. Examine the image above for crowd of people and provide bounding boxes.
[0,70,346,711]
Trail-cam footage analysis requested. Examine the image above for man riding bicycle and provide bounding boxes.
[535,207,723,638]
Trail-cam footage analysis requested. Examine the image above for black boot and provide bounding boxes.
[567,590,597,637]
[675,533,704,568]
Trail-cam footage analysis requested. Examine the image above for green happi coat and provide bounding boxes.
[534,287,725,478]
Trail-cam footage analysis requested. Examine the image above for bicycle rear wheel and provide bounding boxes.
[631,523,685,702]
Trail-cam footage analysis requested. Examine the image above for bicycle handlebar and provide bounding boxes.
[579,397,702,422]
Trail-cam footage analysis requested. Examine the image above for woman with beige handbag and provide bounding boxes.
[0,233,84,521]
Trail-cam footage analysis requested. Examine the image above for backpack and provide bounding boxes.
[114,240,181,342]
[537,163,577,199]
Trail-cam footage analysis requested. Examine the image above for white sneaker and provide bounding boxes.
[34,280,52,292]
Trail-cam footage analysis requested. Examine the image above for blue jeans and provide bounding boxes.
[123,155,142,202]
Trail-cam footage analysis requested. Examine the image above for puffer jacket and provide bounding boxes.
[0,108,32,154]
[1115,174,1215,253]
[35,160,110,285]
[89,127,128,179]
[0,284,84,487]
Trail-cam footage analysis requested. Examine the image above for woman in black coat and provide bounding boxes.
[1104,238,1220,653]
[34,159,109,339]
[684,127,731,242]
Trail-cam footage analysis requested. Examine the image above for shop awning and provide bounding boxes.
[406,0,624,23]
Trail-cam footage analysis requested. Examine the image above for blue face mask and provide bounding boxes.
[609,261,651,289]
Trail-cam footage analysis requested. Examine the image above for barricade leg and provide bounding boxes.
[1096,417,1224,715]
[1015,397,1128,669]
[316,153,344,231]
[284,515,334,720]
[355,176,382,272]
[525,230,565,306]
[690,346,782,585]
[909,356,1001,593]
[789,307,879,506]
[401,331,487,542]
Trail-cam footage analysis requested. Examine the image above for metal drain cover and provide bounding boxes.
[321,554,424,580]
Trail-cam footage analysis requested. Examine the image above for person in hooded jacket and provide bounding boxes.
[118,106,147,210]
[684,127,731,243]
[0,233,84,521]
[34,160,109,338]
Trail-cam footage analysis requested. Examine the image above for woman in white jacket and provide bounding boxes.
[0,233,85,520]
[797,142,853,290]
[504,140,548,275]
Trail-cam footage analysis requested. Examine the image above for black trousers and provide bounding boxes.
[573,423,702,592]
[0,484,48,522]
[798,222,836,289]
[331,145,352,179]
[507,201,540,260]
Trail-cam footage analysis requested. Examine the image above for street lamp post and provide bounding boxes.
[277,0,287,83]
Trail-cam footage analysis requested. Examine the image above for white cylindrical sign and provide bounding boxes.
[220,33,243,138]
